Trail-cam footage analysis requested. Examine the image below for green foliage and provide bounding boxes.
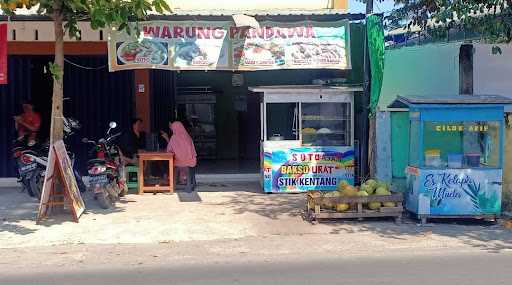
[48,62,62,81]
[367,15,385,116]
[1,0,172,38]
[386,0,512,43]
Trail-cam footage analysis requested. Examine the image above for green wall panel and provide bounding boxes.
[391,112,409,178]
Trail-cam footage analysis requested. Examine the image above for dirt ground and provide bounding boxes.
[1,182,512,252]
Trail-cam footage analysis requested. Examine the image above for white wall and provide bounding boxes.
[474,44,512,99]
[8,22,105,42]
[473,44,512,208]
[379,43,462,110]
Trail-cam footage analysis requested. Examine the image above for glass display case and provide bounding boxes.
[389,95,512,222]
[301,102,351,147]
[250,85,361,193]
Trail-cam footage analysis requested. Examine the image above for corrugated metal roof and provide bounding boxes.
[1,7,364,21]
[388,95,512,108]
[167,9,350,16]
[249,85,363,93]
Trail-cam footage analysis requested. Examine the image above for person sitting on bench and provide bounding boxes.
[120,118,146,165]
[160,121,197,186]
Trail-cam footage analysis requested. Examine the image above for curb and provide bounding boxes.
[0,178,20,188]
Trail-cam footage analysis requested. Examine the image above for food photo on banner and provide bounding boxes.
[108,20,350,71]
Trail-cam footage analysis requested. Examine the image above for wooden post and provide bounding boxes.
[134,69,151,131]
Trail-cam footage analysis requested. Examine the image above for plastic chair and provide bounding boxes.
[125,165,139,189]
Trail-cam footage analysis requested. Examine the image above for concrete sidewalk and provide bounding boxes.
[1,182,512,252]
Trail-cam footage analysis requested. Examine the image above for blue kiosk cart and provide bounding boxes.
[389,95,512,224]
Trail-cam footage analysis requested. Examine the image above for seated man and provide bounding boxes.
[14,100,41,146]
[119,118,146,165]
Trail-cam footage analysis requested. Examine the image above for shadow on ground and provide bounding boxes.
[2,183,511,253]
[197,183,512,253]
[323,215,512,253]
[0,187,126,234]
[199,182,306,220]
[0,188,39,235]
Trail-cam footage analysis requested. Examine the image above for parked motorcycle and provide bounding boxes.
[12,117,86,200]
[83,122,126,209]
[11,141,46,197]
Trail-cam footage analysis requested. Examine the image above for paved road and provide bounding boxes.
[2,251,511,285]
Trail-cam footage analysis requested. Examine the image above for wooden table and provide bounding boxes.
[137,152,174,195]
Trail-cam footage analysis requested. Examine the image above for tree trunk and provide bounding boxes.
[50,1,64,145]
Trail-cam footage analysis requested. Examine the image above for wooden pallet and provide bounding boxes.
[306,192,404,223]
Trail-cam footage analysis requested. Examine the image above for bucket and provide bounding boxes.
[425,149,442,167]
[465,153,481,167]
[447,153,463,168]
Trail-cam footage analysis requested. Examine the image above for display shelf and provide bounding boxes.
[303,131,348,135]
[302,116,350,121]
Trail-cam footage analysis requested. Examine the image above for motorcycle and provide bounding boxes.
[11,141,45,197]
[82,122,126,209]
[12,117,86,199]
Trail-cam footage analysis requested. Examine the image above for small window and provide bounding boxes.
[422,121,501,168]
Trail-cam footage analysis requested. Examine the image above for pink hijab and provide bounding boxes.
[166,122,197,167]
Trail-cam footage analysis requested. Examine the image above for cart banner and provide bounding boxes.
[406,168,502,216]
[263,147,355,193]
[0,23,7,85]
[108,20,350,71]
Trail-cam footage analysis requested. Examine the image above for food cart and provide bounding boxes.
[389,95,512,223]
[249,85,362,193]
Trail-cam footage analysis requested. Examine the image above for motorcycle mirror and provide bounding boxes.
[109,122,117,129]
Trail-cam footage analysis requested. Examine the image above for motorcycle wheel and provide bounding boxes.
[29,170,44,200]
[96,190,114,209]
[23,178,35,197]
[74,170,87,193]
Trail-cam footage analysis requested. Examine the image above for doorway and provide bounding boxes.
[174,72,260,175]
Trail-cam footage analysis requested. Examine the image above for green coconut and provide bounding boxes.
[368,202,382,210]
[336,203,350,212]
[366,179,378,188]
[360,184,373,194]
[375,187,391,196]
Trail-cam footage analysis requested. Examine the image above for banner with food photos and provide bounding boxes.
[108,20,350,71]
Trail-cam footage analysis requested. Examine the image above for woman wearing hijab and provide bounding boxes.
[161,121,197,190]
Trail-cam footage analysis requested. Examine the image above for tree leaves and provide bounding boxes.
[48,62,62,81]
[4,0,172,38]
[385,0,512,43]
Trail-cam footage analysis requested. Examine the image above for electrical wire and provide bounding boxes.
[64,58,107,70]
